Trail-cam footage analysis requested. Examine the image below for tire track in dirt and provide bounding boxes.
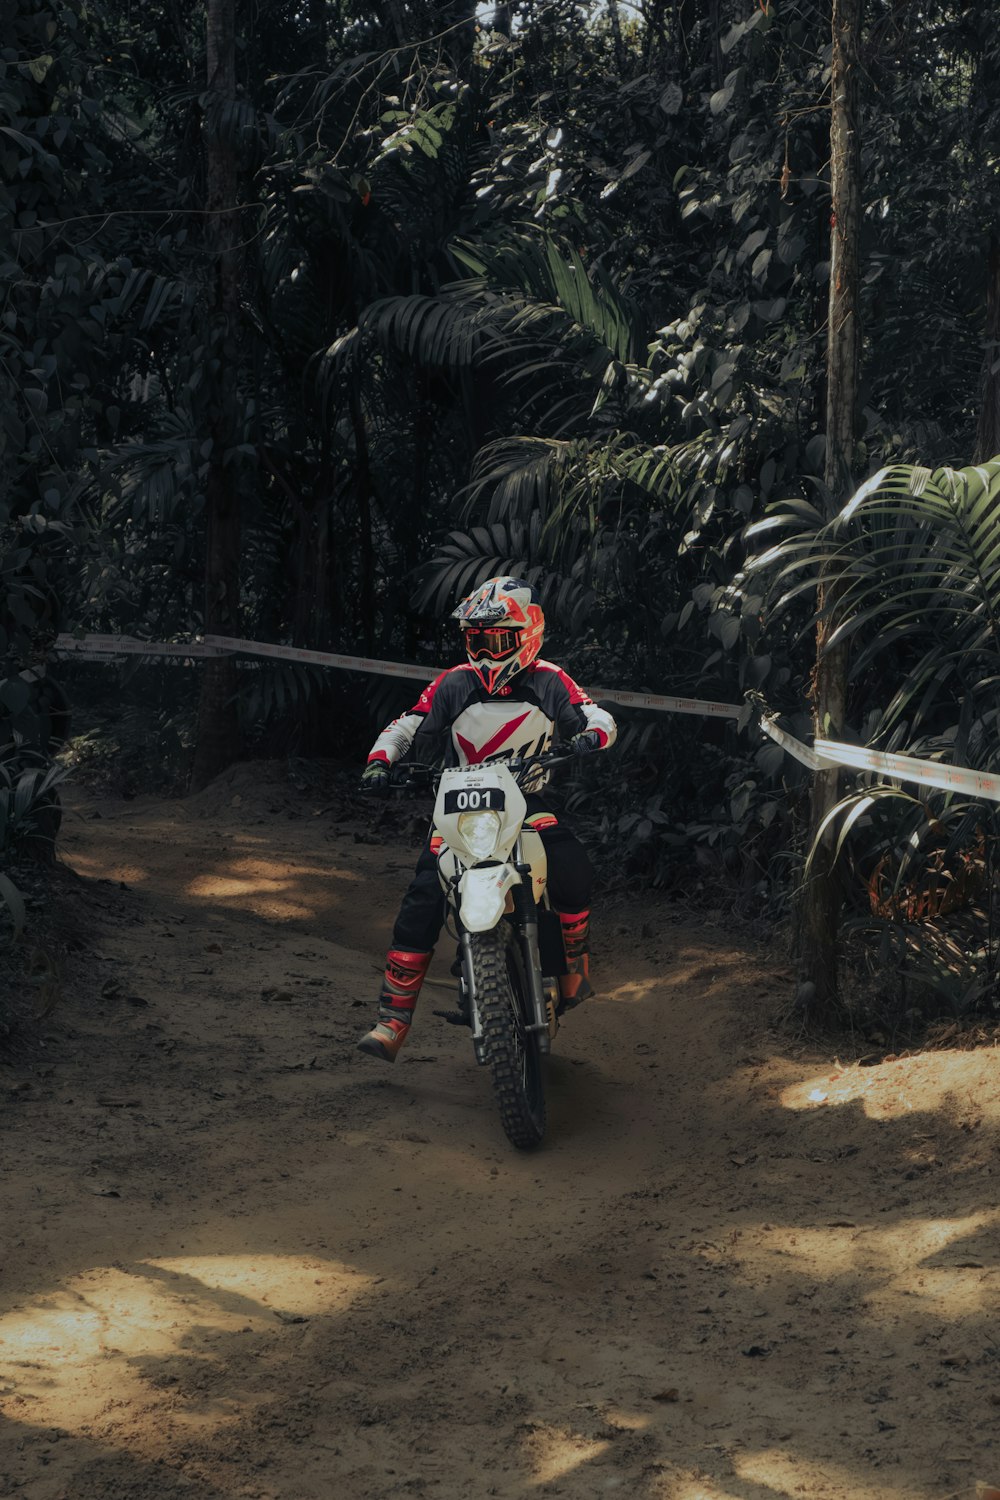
[1,762,999,1500]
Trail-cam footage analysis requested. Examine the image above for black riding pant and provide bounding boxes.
[391,801,594,953]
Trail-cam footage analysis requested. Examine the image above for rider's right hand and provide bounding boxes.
[360,761,391,796]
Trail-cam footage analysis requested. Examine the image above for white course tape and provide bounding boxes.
[204,634,438,682]
[763,714,1000,804]
[206,635,744,716]
[587,685,741,718]
[55,632,228,660]
[51,631,1000,802]
[761,715,839,772]
[815,737,1000,804]
[56,630,742,716]
[57,649,127,663]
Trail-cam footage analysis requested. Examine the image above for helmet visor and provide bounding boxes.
[464,626,521,661]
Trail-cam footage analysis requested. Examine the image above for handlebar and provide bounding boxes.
[388,749,574,794]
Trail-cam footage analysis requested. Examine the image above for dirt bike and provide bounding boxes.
[392,752,572,1151]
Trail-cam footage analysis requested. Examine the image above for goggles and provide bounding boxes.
[463,626,521,661]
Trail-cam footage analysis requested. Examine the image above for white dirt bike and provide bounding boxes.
[395,752,571,1150]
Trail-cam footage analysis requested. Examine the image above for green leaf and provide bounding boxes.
[27,54,54,84]
[660,83,683,116]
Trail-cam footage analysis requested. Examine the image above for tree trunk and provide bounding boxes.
[436,0,477,70]
[191,0,244,792]
[606,0,628,76]
[797,0,863,1013]
[975,229,1000,464]
[349,389,377,652]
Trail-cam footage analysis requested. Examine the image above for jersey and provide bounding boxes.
[367,660,617,787]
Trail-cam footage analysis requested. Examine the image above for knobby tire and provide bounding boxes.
[469,923,546,1150]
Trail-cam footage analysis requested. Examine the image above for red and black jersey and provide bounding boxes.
[367,659,616,785]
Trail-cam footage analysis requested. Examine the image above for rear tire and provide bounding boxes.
[469,923,546,1150]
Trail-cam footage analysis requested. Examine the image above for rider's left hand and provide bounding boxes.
[569,729,602,755]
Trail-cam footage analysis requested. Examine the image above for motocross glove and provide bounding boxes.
[360,760,392,796]
[570,729,602,756]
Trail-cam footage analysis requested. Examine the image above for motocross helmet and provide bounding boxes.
[452,576,545,695]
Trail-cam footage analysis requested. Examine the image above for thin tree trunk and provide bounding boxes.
[607,0,628,76]
[797,0,862,1013]
[349,389,377,652]
[975,229,1000,464]
[309,0,327,52]
[191,0,244,791]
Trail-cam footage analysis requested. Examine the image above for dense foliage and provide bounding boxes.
[3,0,1000,1021]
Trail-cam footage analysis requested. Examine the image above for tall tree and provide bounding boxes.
[797,0,863,1011]
[976,230,1000,463]
[191,0,246,790]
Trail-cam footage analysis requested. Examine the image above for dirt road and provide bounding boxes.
[1,762,998,1499]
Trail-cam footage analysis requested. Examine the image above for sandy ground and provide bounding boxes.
[1,760,999,1500]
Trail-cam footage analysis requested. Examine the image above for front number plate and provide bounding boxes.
[443,786,506,814]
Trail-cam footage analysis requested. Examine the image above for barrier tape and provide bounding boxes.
[55,632,227,660]
[204,634,438,683]
[587,685,741,719]
[814,736,1000,804]
[206,636,747,717]
[761,714,838,772]
[50,631,1000,805]
[762,715,1000,804]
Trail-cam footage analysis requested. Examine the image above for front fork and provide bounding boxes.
[454,839,552,1064]
[512,839,552,1055]
[457,925,488,1065]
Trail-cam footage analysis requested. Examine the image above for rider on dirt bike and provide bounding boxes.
[357,576,617,1062]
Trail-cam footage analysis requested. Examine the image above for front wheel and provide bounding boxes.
[469,922,546,1150]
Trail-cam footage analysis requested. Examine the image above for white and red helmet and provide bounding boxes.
[453,576,545,694]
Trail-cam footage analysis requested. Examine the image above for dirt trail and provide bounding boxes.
[2,762,999,1500]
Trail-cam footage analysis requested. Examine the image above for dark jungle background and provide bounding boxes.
[4,0,1000,1031]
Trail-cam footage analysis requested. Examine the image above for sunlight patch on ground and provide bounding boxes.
[62,851,149,884]
[668,1484,747,1500]
[0,1254,376,1436]
[693,1211,998,1323]
[600,1406,648,1432]
[185,870,315,919]
[223,855,361,883]
[779,1049,1000,1122]
[524,1422,611,1483]
[736,1445,918,1499]
[184,856,362,919]
[603,978,659,1005]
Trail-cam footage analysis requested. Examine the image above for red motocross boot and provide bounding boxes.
[557,910,593,1012]
[357,948,433,1062]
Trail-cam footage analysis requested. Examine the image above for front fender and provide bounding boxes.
[458,864,521,933]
